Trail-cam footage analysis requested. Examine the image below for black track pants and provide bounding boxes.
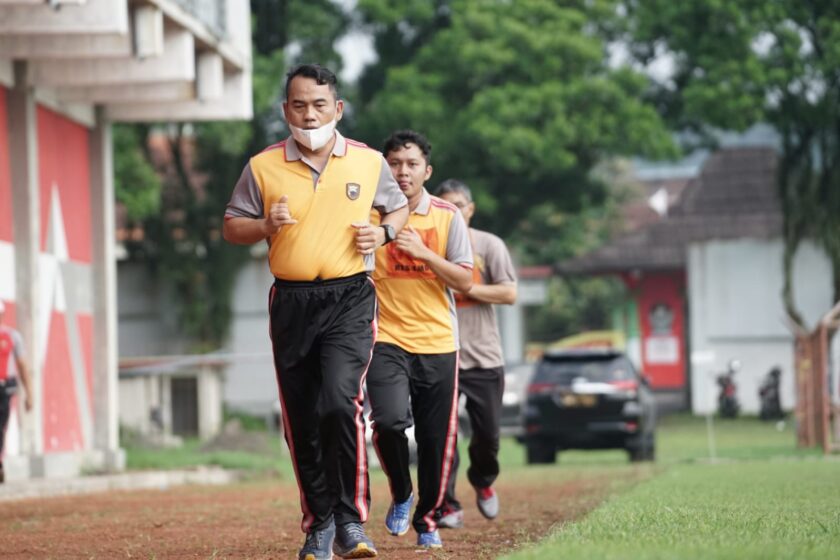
[269,273,376,533]
[367,342,459,533]
[442,366,504,511]
[0,391,10,457]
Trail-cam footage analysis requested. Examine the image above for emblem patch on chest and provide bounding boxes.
[346,183,361,200]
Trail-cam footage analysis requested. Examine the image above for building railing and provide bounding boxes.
[172,0,226,38]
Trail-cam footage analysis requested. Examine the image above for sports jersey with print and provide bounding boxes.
[372,190,473,354]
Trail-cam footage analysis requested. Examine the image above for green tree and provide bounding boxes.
[625,0,840,328]
[514,159,641,342]
[526,276,626,343]
[352,0,676,246]
[347,1,675,341]
[113,124,161,221]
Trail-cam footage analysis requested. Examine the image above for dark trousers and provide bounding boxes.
[0,391,10,458]
[269,273,376,533]
[367,342,459,533]
[443,366,504,511]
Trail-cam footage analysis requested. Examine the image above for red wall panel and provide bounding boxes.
[0,87,12,242]
[42,312,84,452]
[77,314,94,414]
[35,106,94,454]
[37,106,91,263]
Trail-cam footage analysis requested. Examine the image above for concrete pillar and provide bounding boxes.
[7,60,42,456]
[89,105,123,470]
[197,366,222,440]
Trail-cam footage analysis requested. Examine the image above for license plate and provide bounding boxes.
[557,393,596,407]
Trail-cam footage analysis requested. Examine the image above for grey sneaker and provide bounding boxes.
[299,520,336,560]
[333,522,377,558]
[476,486,499,519]
[436,506,464,529]
[416,529,443,549]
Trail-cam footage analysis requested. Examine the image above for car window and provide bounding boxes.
[535,355,635,383]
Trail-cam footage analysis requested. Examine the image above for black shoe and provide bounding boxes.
[334,522,377,558]
[299,520,336,560]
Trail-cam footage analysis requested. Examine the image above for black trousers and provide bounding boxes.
[0,391,10,458]
[367,342,459,533]
[443,366,504,511]
[269,273,376,533]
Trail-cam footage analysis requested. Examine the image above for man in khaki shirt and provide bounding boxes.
[433,179,517,528]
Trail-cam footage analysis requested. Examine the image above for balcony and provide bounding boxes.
[172,0,227,39]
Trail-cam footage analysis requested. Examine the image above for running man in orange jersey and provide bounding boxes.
[224,64,408,560]
[366,130,473,550]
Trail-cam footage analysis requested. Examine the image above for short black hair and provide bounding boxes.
[383,129,432,163]
[285,64,339,100]
[435,178,472,202]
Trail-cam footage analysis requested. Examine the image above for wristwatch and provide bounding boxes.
[380,224,396,245]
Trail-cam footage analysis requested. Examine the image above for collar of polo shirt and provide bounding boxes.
[284,130,348,162]
[412,188,432,216]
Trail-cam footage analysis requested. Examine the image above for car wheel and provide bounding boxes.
[526,439,556,464]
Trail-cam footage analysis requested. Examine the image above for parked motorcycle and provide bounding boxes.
[759,366,784,420]
[717,359,740,418]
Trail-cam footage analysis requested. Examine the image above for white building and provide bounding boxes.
[0,0,252,481]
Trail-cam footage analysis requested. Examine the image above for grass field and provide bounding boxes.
[503,415,840,560]
[122,414,838,559]
[503,459,840,560]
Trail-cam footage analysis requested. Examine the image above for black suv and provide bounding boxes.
[520,348,655,463]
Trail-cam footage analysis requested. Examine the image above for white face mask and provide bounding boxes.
[289,119,337,151]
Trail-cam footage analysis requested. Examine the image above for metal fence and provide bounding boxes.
[173,0,226,38]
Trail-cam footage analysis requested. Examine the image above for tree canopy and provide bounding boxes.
[350,0,676,241]
[625,0,840,327]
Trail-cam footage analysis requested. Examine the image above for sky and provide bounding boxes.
[334,0,377,83]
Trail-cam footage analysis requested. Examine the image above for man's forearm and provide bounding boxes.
[424,252,473,293]
[380,205,409,235]
[466,282,517,305]
[223,217,269,245]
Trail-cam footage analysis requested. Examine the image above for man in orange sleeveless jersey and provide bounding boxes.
[0,300,33,484]
[367,130,473,550]
[224,64,408,560]
[434,179,517,528]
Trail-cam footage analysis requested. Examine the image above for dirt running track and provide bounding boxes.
[0,470,643,559]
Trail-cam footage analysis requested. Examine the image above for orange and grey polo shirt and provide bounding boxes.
[225,131,407,281]
[372,189,473,354]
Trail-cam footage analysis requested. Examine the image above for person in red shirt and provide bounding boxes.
[0,300,33,483]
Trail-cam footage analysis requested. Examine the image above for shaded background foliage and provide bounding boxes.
[350,0,676,239]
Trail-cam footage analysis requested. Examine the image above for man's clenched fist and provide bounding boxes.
[352,222,385,255]
[265,195,298,235]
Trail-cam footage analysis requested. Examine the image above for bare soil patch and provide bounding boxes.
[1,469,645,559]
